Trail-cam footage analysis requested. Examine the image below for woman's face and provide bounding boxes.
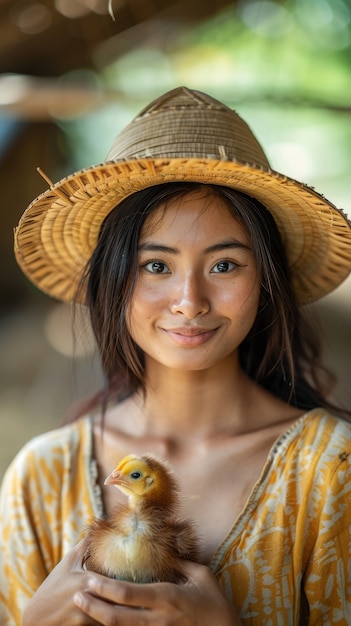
[127,190,260,374]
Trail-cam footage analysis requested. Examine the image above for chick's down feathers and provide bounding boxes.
[82,453,200,583]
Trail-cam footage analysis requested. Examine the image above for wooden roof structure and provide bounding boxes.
[0,0,234,77]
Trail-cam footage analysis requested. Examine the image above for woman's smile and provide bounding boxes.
[127,189,260,372]
[160,325,220,347]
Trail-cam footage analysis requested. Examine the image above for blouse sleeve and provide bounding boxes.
[0,446,53,625]
[303,448,351,624]
[0,418,96,626]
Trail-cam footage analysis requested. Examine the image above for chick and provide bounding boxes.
[82,453,200,583]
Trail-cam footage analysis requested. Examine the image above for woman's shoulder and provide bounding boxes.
[275,407,351,468]
[2,416,93,485]
[297,407,351,441]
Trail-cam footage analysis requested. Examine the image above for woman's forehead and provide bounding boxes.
[140,189,250,243]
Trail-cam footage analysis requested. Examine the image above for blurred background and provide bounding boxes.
[1,0,351,479]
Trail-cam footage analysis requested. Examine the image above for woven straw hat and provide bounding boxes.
[14,86,351,305]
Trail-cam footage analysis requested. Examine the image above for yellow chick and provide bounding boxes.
[82,453,200,583]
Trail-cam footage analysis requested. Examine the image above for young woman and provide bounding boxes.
[1,87,351,625]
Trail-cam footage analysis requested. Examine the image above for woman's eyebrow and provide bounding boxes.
[138,243,179,253]
[204,240,251,254]
[138,240,250,254]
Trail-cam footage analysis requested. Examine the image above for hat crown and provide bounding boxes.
[106,86,270,169]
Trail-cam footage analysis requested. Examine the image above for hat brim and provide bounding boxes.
[14,156,351,305]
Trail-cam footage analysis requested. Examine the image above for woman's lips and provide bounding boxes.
[162,327,218,346]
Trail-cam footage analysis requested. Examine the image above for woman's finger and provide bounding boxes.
[74,590,152,626]
[82,573,173,608]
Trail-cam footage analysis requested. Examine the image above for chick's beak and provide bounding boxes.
[104,469,122,486]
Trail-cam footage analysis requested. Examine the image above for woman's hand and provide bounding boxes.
[22,541,101,626]
[74,561,242,625]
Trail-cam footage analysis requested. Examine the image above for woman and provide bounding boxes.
[1,86,351,625]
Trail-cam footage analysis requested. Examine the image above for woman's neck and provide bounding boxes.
[126,358,262,440]
[105,355,301,447]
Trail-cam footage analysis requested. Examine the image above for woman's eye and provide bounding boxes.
[144,261,170,274]
[211,261,236,273]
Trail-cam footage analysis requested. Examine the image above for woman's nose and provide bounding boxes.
[170,273,210,319]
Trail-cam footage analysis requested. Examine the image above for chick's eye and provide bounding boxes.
[144,261,170,274]
[211,261,236,273]
[130,471,142,480]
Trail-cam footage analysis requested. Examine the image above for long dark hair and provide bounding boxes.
[74,182,339,417]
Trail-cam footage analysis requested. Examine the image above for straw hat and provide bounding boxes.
[14,86,351,305]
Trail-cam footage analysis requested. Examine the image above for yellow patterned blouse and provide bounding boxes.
[1,409,351,625]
